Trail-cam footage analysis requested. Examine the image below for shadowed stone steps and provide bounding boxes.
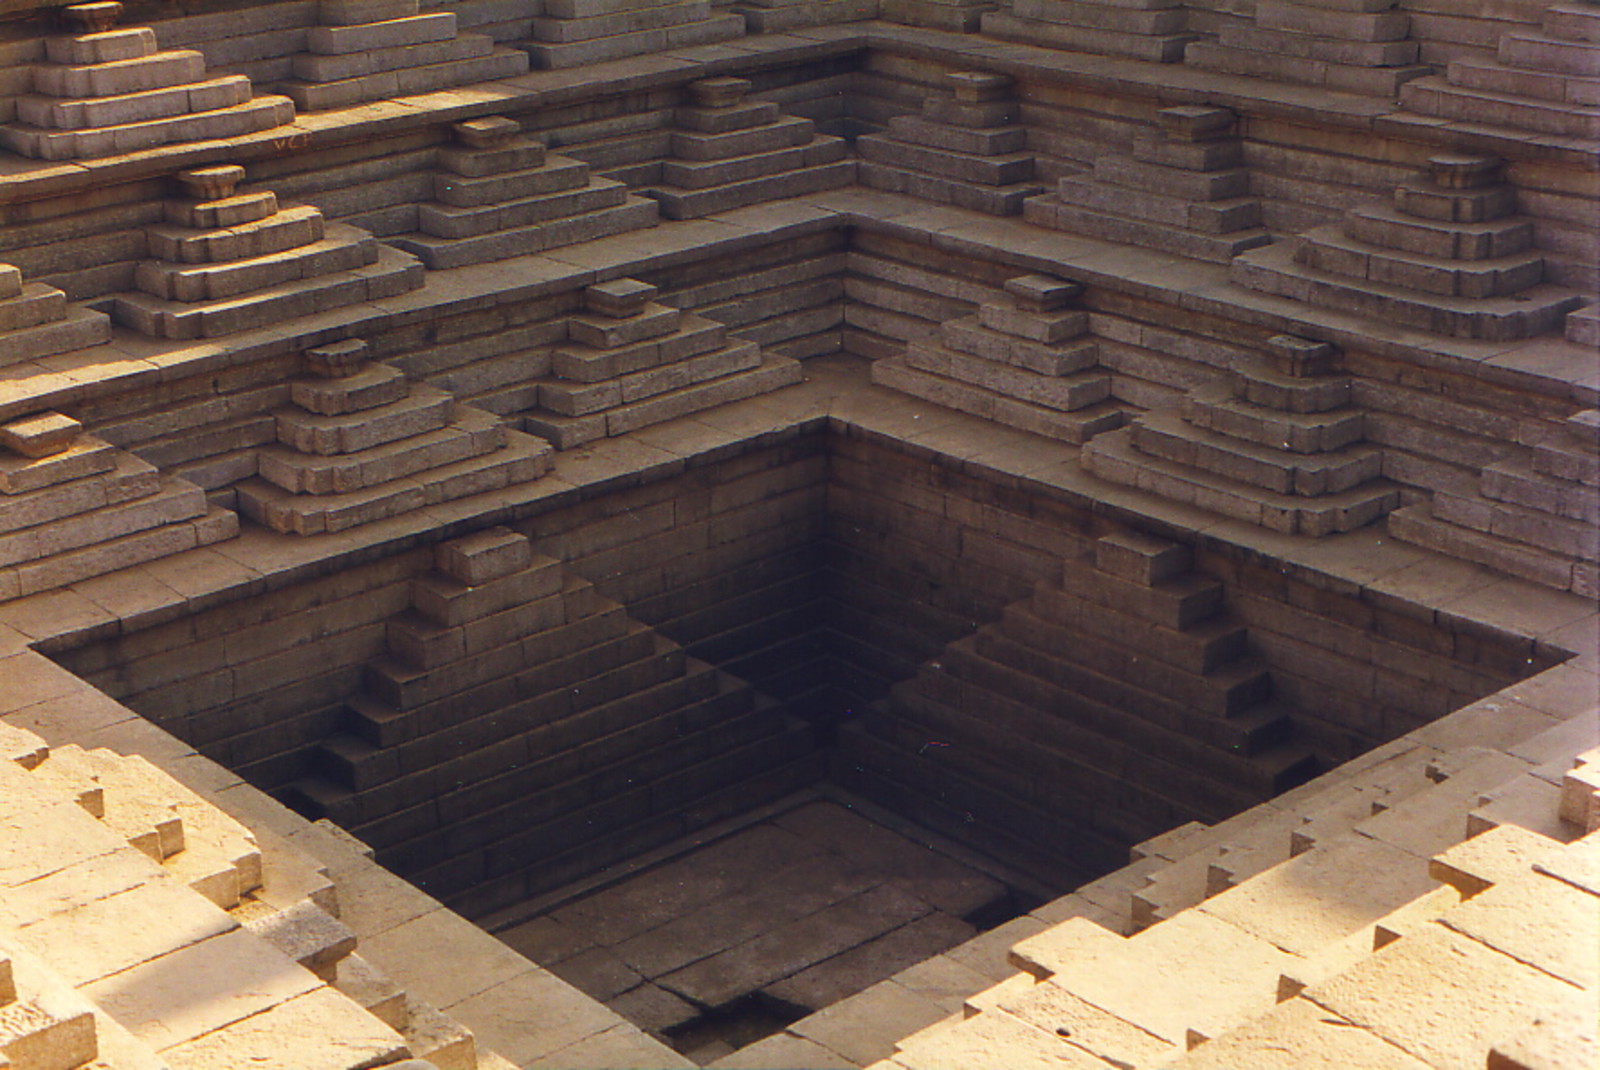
[1232,155,1584,342]
[858,71,1043,216]
[871,272,1127,443]
[879,0,997,33]
[732,0,876,32]
[519,0,743,69]
[1187,0,1431,96]
[0,0,293,160]
[982,0,1195,63]
[1026,105,1271,263]
[522,278,803,449]
[646,78,852,220]
[388,117,658,269]
[114,165,423,340]
[281,0,528,110]
[1084,336,1400,536]
[236,339,553,535]
[0,262,111,369]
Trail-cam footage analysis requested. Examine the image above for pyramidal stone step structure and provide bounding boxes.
[1084,335,1401,536]
[1232,155,1585,342]
[1390,408,1600,599]
[836,531,1319,885]
[981,0,1196,63]
[0,1,294,160]
[0,261,111,369]
[112,165,423,340]
[280,0,529,111]
[646,77,853,220]
[236,339,554,535]
[522,278,804,449]
[1400,2,1600,140]
[388,117,659,270]
[519,0,743,70]
[857,71,1044,216]
[1026,104,1272,264]
[1186,0,1432,96]
[871,273,1128,443]
[0,410,237,598]
[282,527,818,911]
[731,0,877,33]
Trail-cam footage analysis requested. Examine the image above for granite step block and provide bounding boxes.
[530,0,715,43]
[1216,22,1419,65]
[520,13,742,68]
[660,135,847,190]
[0,95,294,160]
[283,47,528,110]
[551,317,726,382]
[134,228,377,303]
[1400,76,1600,139]
[857,133,1036,186]
[1186,41,1430,95]
[0,477,211,570]
[871,357,1125,444]
[147,205,326,265]
[1434,488,1599,561]
[0,434,118,496]
[940,316,1100,376]
[885,114,1028,156]
[432,155,591,207]
[292,32,490,81]
[1387,501,1584,593]
[538,340,760,416]
[0,449,159,535]
[650,159,853,219]
[1051,175,1261,232]
[46,25,158,64]
[33,48,206,98]
[306,12,458,54]
[417,174,629,238]
[1344,202,1534,261]
[1481,457,1599,526]
[1545,3,1600,43]
[1296,227,1546,300]
[857,161,1044,216]
[670,114,816,161]
[1132,411,1384,496]
[1183,383,1365,455]
[1006,0,1187,35]
[903,342,1112,412]
[16,74,252,130]
[981,11,1194,61]
[1027,197,1273,264]
[1446,56,1600,107]
[1498,30,1600,76]
[0,283,69,332]
[275,385,454,456]
[256,409,505,496]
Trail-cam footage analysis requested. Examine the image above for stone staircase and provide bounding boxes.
[732,0,876,33]
[280,0,528,111]
[1232,154,1585,342]
[521,278,804,449]
[0,1,294,161]
[388,116,659,270]
[519,0,743,69]
[982,0,1194,63]
[1083,335,1402,536]
[1390,408,1600,598]
[857,71,1043,216]
[0,409,237,598]
[1026,105,1272,264]
[838,532,1319,890]
[867,690,1599,1070]
[870,272,1127,443]
[0,261,110,370]
[282,527,821,913]
[1400,2,1600,140]
[879,0,992,32]
[645,77,852,220]
[113,165,424,341]
[1185,0,1432,97]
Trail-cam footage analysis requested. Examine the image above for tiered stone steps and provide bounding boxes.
[982,0,1195,63]
[281,527,819,909]
[870,272,1127,442]
[1401,2,1600,139]
[0,261,110,369]
[1084,336,1402,536]
[236,338,553,535]
[0,1,293,160]
[857,71,1043,216]
[518,0,743,69]
[732,0,876,33]
[1232,154,1584,342]
[1390,408,1600,597]
[1186,0,1431,96]
[113,165,424,341]
[1026,105,1272,264]
[0,410,237,598]
[388,116,659,269]
[521,278,804,449]
[838,532,1319,888]
[646,77,852,220]
[281,0,528,110]
[879,0,994,33]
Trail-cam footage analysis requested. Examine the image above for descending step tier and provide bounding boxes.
[1186,0,1431,96]
[518,0,743,69]
[982,0,1196,63]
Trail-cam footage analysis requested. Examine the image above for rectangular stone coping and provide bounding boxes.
[0,17,1592,207]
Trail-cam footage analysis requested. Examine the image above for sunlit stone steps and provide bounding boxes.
[518,0,743,69]
[0,1,294,160]
[982,0,1195,63]
[0,262,111,370]
[1186,0,1431,96]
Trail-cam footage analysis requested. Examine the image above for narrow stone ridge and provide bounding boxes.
[0,261,111,369]
[522,278,804,449]
[1186,0,1431,96]
[0,1,294,160]
[280,527,820,914]
[113,165,424,340]
[983,0,1195,63]
[1026,105,1272,264]
[1232,155,1585,341]
[1390,407,1600,599]
[0,410,237,598]
[519,0,743,70]
[387,116,659,269]
[732,0,877,33]
[858,71,1044,217]
[280,0,528,111]
[871,272,1127,442]
[645,77,853,221]
[1400,2,1600,140]
[1084,336,1401,536]
[837,531,1319,888]
[235,338,554,535]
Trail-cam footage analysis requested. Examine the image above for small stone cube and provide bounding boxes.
[1004,273,1080,311]
[0,412,82,459]
[585,278,658,319]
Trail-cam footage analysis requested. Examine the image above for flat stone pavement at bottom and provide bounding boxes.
[494,799,1013,1064]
